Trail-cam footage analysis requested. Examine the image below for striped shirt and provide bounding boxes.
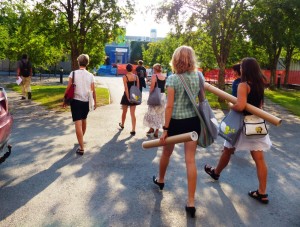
[166,72,200,119]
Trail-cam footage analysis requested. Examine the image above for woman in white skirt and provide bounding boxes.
[204,57,272,204]
[143,64,166,138]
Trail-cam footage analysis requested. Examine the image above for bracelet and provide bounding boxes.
[163,126,169,131]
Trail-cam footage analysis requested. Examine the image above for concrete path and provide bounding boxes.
[0,75,299,227]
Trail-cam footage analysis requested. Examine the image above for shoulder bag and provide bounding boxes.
[129,75,142,104]
[147,75,161,106]
[219,110,244,146]
[178,73,218,148]
[244,115,268,138]
[64,71,75,105]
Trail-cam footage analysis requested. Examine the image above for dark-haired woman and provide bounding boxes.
[204,57,272,204]
[119,64,140,136]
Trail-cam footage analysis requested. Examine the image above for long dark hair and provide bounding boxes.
[241,57,265,100]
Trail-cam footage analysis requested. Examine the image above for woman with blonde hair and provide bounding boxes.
[152,46,201,218]
[143,63,166,138]
[63,54,97,155]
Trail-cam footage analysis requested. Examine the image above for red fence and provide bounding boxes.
[116,64,300,85]
[203,69,300,85]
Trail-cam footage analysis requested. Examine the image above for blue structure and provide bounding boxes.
[105,44,129,65]
[98,44,129,75]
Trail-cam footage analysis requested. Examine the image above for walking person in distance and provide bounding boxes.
[119,63,140,136]
[63,54,97,155]
[143,63,166,138]
[17,54,33,100]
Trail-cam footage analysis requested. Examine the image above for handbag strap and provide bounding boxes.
[155,75,159,88]
[72,71,75,84]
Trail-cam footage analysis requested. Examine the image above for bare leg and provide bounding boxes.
[158,143,175,183]
[250,150,268,195]
[129,105,136,131]
[214,147,235,175]
[82,119,87,136]
[75,120,84,151]
[121,105,128,127]
[184,141,198,207]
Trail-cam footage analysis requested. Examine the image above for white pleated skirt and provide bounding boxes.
[224,126,272,151]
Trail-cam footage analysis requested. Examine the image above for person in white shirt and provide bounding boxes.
[63,54,96,155]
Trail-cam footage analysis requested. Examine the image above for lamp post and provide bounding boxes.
[60,67,63,84]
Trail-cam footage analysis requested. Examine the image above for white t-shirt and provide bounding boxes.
[68,69,95,102]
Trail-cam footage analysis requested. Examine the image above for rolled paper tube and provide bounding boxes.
[142,131,198,149]
[204,82,282,126]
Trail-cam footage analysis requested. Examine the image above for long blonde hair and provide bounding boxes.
[171,46,197,74]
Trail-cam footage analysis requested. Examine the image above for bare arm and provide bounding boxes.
[91,82,97,109]
[161,86,175,141]
[123,76,130,100]
[149,75,156,93]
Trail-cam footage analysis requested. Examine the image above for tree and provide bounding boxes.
[142,34,182,71]
[39,0,134,70]
[156,0,249,91]
[129,41,149,64]
[281,0,300,86]
[245,0,300,88]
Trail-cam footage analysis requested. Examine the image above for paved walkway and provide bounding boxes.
[0,75,299,226]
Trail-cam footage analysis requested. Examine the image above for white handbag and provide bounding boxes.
[243,115,268,137]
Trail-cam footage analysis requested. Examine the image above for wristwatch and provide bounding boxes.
[163,126,169,131]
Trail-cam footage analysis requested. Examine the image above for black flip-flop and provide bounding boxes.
[76,148,84,156]
[119,123,124,129]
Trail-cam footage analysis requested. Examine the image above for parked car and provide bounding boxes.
[0,87,13,164]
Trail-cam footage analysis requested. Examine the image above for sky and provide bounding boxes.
[124,0,171,38]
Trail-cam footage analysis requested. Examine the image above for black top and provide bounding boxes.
[120,75,138,106]
[244,83,263,115]
[155,76,166,93]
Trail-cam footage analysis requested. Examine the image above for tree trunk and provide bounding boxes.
[284,46,294,87]
[218,63,226,91]
[71,47,79,71]
[269,46,282,89]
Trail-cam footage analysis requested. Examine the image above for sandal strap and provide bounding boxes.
[252,190,268,198]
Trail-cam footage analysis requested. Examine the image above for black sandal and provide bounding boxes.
[153,176,164,190]
[76,148,84,156]
[204,164,220,180]
[119,123,124,129]
[248,190,269,204]
[185,205,196,218]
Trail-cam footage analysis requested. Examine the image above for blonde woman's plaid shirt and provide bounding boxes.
[166,72,200,119]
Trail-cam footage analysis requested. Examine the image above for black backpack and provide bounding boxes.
[20,61,31,77]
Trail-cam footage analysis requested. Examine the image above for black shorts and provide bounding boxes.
[70,99,89,122]
[168,116,200,137]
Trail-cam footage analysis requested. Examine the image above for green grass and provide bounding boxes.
[6,84,110,111]
[265,89,300,117]
[205,91,228,110]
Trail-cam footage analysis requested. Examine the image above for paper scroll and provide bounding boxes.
[142,131,198,149]
[204,82,282,126]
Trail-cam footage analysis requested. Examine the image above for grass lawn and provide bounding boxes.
[265,88,300,117]
[6,84,110,111]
